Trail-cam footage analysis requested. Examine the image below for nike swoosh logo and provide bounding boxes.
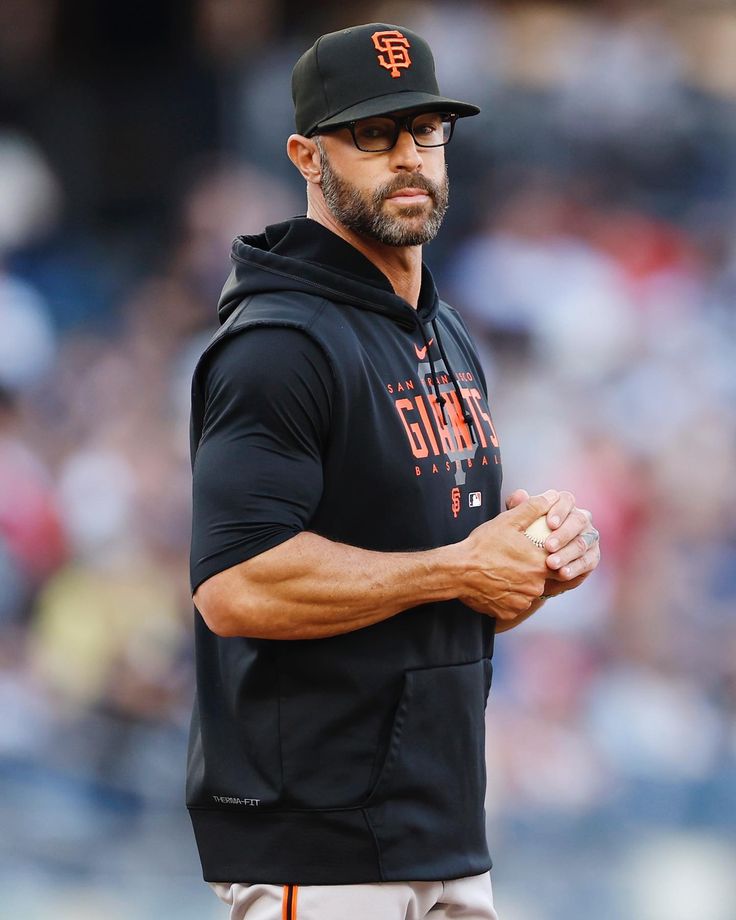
[414,338,434,360]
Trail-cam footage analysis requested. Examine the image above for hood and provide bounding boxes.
[217,217,440,331]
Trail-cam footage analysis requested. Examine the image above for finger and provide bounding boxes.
[549,545,600,581]
[541,570,588,593]
[544,507,591,553]
[507,489,560,530]
[505,488,530,511]
[538,579,563,600]
[546,490,575,530]
[546,528,600,570]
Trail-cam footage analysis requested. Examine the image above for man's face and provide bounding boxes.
[314,112,449,247]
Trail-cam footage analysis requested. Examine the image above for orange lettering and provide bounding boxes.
[444,390,474,450]
[414,395,441,456]
[467,388,500,448]
[372,30,412,78]
[429,395,458,454]
[460,387,487,448]
[451,487,461,518]
[395,399,429,458]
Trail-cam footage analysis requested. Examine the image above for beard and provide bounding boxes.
[317,143,449,247]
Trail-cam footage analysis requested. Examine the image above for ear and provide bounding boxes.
[287,134,322,184]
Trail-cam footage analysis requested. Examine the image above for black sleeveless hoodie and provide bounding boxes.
[187,217,503,885]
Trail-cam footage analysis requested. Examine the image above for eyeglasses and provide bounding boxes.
[315,112,458,153]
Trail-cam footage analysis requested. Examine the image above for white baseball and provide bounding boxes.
[524,515,552,549]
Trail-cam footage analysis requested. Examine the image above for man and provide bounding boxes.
[188,22,600,920]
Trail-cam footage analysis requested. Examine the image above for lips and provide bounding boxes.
[386,186,433,206]
[375,176,438,209]
[388,187,428,199]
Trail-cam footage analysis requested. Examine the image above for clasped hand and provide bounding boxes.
[505,487,601,602]
[458,488,600,622]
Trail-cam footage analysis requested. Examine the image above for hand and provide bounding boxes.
[505,488,601,600]
[458,490,561,621]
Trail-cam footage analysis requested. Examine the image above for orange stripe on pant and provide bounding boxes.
[282,884,298,920]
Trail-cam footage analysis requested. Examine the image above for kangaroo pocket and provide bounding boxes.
[365,658,492,880]
[187,638,283,809]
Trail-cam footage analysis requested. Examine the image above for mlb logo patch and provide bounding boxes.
[469,492,482,508]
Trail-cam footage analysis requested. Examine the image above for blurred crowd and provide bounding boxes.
[1,1,735,918]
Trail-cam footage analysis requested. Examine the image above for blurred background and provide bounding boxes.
[1,0,735,917]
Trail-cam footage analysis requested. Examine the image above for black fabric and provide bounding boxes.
[188,216,503,884]
[267,217,393,290]
[217,216,438,328]
[291,22,480,136]
[190,327,332,592]
[191,660,493,884]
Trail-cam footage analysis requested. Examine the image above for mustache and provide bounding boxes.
[375,174,440,203]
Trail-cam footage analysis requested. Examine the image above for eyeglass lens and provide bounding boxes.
[351,113,454,152]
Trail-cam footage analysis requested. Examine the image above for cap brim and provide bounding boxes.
[314,91,480,132]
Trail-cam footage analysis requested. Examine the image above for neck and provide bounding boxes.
[307,199,423,309]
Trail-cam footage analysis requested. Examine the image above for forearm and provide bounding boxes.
[194,531,468,640]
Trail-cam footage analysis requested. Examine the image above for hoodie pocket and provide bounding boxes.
[365,658,492,878]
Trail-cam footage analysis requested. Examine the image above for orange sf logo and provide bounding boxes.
[451,487,461,518]
[372,30,412,78]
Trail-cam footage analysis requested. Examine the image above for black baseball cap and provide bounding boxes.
[292,22,480,137]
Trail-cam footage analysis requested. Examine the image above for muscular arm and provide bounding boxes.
[194,492,560,640]
[195,531,465,639]
[191,330,597,640]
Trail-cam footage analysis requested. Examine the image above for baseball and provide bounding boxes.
[524,515,553,549]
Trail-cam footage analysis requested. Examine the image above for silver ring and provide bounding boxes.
[581,529,599,550]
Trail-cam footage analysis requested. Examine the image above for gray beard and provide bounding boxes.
[317,143,449,247]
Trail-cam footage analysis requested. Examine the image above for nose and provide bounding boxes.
[389,127,423,171]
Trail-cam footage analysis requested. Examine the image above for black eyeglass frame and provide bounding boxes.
[312,111,458,152]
